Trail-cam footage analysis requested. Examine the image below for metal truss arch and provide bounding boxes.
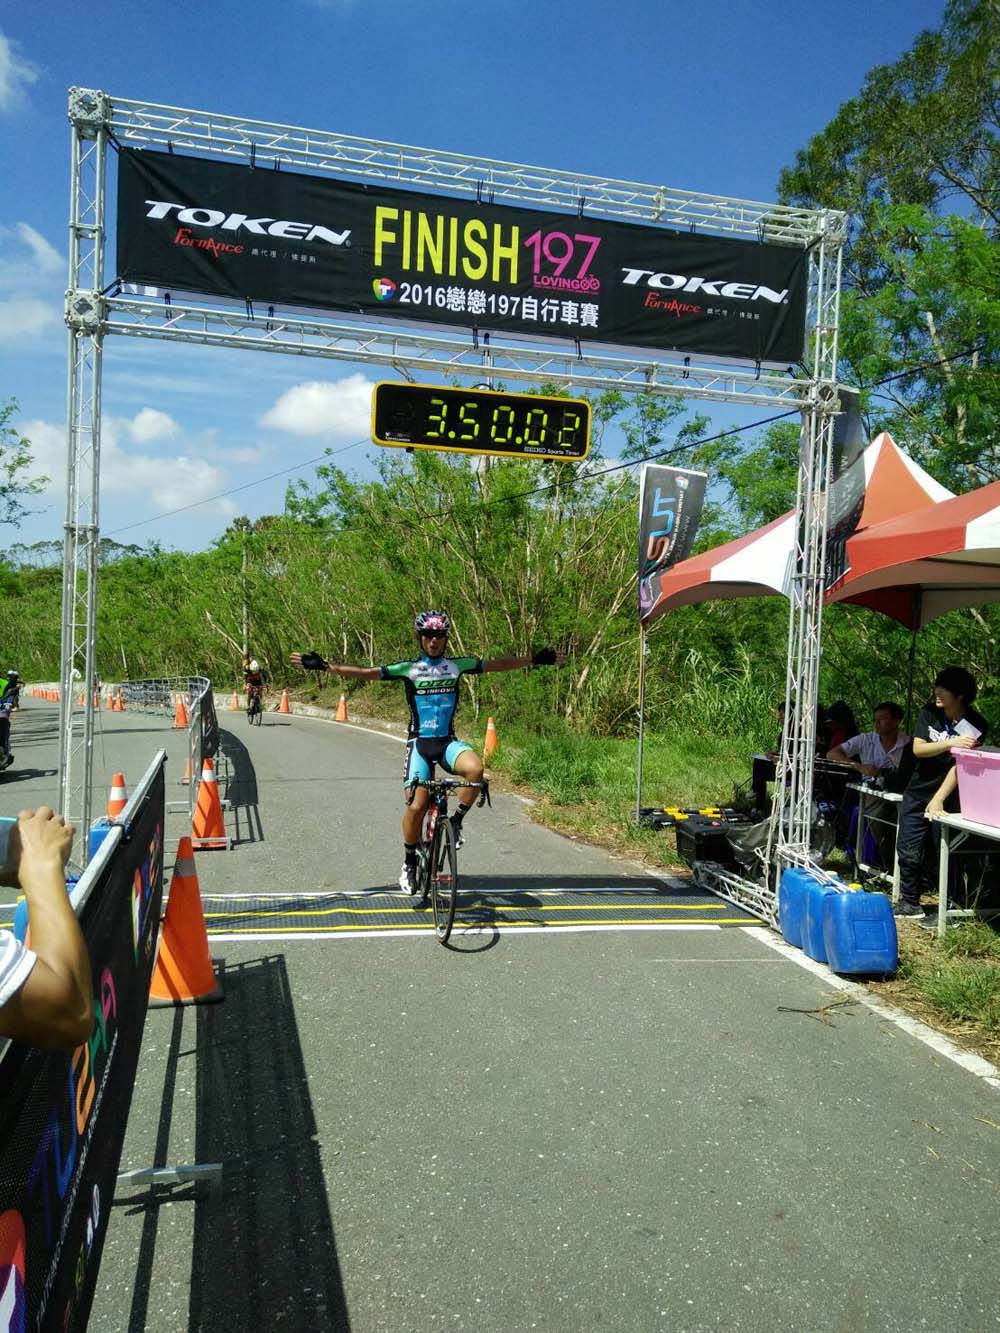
[60,89,845,886]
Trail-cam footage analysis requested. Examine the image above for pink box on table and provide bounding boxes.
[952,747,1000,828]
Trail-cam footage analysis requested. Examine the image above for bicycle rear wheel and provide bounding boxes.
[431,815,459,943]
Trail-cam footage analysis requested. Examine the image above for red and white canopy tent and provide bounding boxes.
[827,475,1000,627]
[640,432,952,625]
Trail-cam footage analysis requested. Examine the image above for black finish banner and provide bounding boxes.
[638,465,708,620]
[0,764,165,1330]
[117,149,809,364]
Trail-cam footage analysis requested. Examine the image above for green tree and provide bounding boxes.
[779,0,999,486]
[0,399,47,528]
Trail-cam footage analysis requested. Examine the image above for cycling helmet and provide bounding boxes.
[414,610,450,636]
[6,670,18,679]
[248,660,260,672]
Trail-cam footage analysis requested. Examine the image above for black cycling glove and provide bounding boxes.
[531,647,558,667]
[299,651,329,672]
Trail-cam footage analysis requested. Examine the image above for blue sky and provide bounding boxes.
[0,0,947,553]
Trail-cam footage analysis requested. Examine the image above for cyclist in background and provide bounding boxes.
[244,659,265,707]
[291,612,564,892]
[0,670,19,771]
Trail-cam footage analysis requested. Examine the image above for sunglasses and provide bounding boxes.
[422,631,448,640]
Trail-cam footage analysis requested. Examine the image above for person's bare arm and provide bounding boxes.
[289,652,380,681]
[0,809,93,1050]
[481,650,567,673]
[913,734,976,759]
[925,767,959,818]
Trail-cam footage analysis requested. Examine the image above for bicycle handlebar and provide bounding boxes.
[411,778,491,807]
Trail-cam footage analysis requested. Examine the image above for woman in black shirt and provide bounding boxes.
[894,666,988,919]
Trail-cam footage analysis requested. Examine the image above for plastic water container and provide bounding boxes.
[823,890,898,975]
[778,868,822,948]
[88,817,113,860]
[802,878,842,962]
[952,747,1000,828]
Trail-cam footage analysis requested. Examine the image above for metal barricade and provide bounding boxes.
[113,676,219,815]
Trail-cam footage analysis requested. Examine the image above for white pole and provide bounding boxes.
[635,624,648,822]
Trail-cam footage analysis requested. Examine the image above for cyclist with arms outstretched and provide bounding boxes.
[291,611,564,892]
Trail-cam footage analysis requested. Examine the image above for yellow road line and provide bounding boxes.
[203,901,728,921]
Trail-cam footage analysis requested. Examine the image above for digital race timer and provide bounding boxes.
[371,383,591,462]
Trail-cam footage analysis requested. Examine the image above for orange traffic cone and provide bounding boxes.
[279,688,290,714]
[78,692,85,707]
[192,757,229,850]
[230,691,240,711]
[92,692,100,710]
[173,696,189,728]
[484,716,499,757]
[335,694,348,722]
[107,771,128,819]
[117,690,126,712]
[149,837,223,1007]
[180,755,193,786]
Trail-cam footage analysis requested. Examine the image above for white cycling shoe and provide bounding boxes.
[398,863,417,895]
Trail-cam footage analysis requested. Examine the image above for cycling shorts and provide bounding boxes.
[404,736,473,787]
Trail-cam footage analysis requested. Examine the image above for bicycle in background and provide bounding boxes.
[411,778,490,943]
[246,685,263,726]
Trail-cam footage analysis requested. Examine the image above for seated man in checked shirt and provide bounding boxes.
[828,701,910,869]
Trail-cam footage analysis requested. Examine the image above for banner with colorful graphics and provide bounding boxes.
[116,149,809,364]
[638,465,708,620]
[824,386,866,589]
[0,760,165,1330]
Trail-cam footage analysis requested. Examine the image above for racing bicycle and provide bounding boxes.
[412,778,490,943]
[246,687,263,726]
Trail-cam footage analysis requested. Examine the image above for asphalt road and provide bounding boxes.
[4,697,1000,1331]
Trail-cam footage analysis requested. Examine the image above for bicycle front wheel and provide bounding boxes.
[431,816,459,943]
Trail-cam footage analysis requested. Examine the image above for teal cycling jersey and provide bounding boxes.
[379,655,483,739]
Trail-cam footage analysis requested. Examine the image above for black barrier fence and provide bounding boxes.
[0,752,166,1330]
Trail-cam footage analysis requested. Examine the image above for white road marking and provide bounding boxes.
[290,711,406,744]
[742,925,1000,1091]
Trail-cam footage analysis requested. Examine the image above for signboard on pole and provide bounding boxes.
[117,148,809,364]
[638,465,708,619]
[0,762,165,1330]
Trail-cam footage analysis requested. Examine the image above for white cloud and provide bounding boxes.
[215,444,270,464]
[20,416,232,517]
[13,223,62,273]
[0,223,65,342]
[0,32,39,112]
[0,296,60,342]
[127,407,179,444]
[259,373,375,438]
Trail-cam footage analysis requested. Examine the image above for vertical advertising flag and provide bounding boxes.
[824,386,866,589]
[638,465,708,620]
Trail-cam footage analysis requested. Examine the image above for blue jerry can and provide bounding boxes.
[802,879,841,963]
[778,868,820,948]
[823,891,898,975]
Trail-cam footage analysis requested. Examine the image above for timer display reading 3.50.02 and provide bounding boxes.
[372,383,591,461]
